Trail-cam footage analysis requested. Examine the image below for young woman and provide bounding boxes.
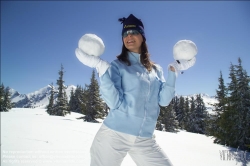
[75,14,195,166]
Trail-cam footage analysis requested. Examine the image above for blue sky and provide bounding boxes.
[1,1,250,96]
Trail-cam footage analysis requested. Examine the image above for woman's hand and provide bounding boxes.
[75,33,110,77]
[168,57,196,76]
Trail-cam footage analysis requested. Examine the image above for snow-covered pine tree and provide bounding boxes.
[83,70,105,122]
[77,85,87,114]
[63,90,70,114]
[54,64,69,116]
[187,94,208,135]
[216,71,228,113]
[0,84,12,112]
[194,94,208,134]
[235,58,250,151]
[156,105,164,131]
[160,100,179,133]
[103,102,109,117]
[172,96,179,117]
[171,96,180,128]
[183,97,190,130]
[176,96,185,129]
[80,85,89,115]
[69,87,76,112]
[4,88,12,112]
[47,83,55,115]
[0,83,4,111]
[186,96,196,133]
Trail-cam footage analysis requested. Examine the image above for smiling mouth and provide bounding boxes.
[127,40,135,44]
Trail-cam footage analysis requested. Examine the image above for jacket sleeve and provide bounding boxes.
[99,61,123,109]
[158,69,176,106]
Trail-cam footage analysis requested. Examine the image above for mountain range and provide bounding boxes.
[9,85,76,109]
[8,85,218,113]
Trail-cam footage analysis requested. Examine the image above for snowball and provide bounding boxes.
[173,40,197,61]
[78,34,105,57]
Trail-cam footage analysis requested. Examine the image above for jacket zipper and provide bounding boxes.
[139,71,151,136]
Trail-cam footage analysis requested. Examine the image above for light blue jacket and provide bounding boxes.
[100,52,176,138]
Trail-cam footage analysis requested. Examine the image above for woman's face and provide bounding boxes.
[123,30,143,54]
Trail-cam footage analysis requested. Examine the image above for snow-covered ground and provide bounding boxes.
[1,108,249,166]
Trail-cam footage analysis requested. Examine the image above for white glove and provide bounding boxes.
[169,57,196,76]
[75,48,110,77]
[75,33,110,77]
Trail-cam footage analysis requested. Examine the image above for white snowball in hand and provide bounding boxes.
[78,34,105,57]
[173,40,197,61]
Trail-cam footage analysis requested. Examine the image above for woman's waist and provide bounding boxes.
[104,110,157,137]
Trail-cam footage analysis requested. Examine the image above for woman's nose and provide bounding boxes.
[127,33,132,37]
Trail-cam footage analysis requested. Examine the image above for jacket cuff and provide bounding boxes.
[166,70,176,87]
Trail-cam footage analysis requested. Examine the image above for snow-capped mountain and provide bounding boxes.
[177,93,218,114]
[9,86,218,112]
[9,85,76,109]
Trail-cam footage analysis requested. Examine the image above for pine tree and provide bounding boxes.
[83,70,105,122]
[222,63,240,148]
[206,71,228,143]
[188,94,207,134]
[4,88,12,112]
[76,85,86,114]
[160,100,179,133]
[103,102,109,117]
[172,96,179,119]
[214,59,250,151]
[63,90,70,114]
[194,94,208,134]
[186,96,196,133]
[183,97,190,130]
[156,107,164,131]
[54,64,69,116]
[175,96,185,129]
[69,85,94,116]
[212,63,239,148]
[47,83,55,115]
[0,83,5,111]
[0,84,12,112]
[216,71,228,113]
[224,58,250,150]
[69,87,76,112]
[81,85,89,115]
[234,58,250,150]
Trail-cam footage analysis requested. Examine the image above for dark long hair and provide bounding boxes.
[117,41,155,71]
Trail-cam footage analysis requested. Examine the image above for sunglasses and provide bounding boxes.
[122,30,140,38]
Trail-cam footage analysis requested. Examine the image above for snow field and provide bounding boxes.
[1,108,249,166]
